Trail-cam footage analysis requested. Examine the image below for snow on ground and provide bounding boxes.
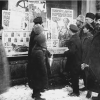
[0,79,98,100]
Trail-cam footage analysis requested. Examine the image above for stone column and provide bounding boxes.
[86,0,96,14]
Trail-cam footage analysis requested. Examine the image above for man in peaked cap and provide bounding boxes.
[69,24,79,32]
[64,24,81,96]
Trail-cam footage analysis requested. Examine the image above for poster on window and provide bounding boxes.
[2,10,10,30]
[28,1,47,30]
[2,30,31,56]
[51,8,73,47]
[2,10,29,31]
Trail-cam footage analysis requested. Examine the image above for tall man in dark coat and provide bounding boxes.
[82,13,100,100]
[64,24,82,96]
[79,12,95,39]
[28,32,49,100]
[79,12,95,92]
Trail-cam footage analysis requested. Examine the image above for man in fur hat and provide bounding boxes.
[81,12,100,100]
[79,13,95,94]
[79,12,95,39]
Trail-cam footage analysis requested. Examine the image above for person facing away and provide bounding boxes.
[28,31,50,100]
[28,16,43,61]
[64,24,82,96]
[81,12,100,100]
[0,26,10,94]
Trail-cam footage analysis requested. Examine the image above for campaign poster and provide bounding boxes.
[51,8,73,47]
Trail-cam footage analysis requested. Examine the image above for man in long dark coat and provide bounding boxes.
[82,13,100,100]
[29,32,49,100]
[64,24,82,96]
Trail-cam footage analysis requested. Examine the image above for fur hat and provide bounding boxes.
[77,15,85,23]
[34,24,44,35]
[69,24,79,33]
[34,33,47,48]
[95,13,100,21]
[86,12,95,20]
[33,17,43,25]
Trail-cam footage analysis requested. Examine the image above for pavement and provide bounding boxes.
[0,79,98,100]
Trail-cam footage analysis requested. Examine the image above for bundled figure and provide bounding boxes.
[27,17,51,100]
[0,26,10,94]
[64,24,81,96]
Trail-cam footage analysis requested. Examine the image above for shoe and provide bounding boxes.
[79,87,87,91]
[68,92,80,96]
[34,97,46,100]
[86,91,92,98]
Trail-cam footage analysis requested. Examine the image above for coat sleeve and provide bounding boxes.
[36,50,48,76]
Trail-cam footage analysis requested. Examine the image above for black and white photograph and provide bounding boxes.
[0,0,100,100]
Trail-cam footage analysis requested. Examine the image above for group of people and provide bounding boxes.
[27,12,100,100]
[64,12,100,100]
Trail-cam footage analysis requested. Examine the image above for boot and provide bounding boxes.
[34,96,46,100]
[86,90,92,98]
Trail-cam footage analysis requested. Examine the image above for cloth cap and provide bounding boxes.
[69,24,79,33]
[34,33,47,48]
[33,17,43,25]
[86,12,95,20]
[77,15,85,23]
[95,13,100,20]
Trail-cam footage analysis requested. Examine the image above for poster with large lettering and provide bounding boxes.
[51,8,73,47]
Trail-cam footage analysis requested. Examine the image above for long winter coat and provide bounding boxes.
[81,32,93,63]
[84,25,100,93]
[0,39,10,94]
[27,24,44,78]
[64,33,82,73]
[28,46,49,90]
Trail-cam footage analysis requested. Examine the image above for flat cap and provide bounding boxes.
[69,24,79,33]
